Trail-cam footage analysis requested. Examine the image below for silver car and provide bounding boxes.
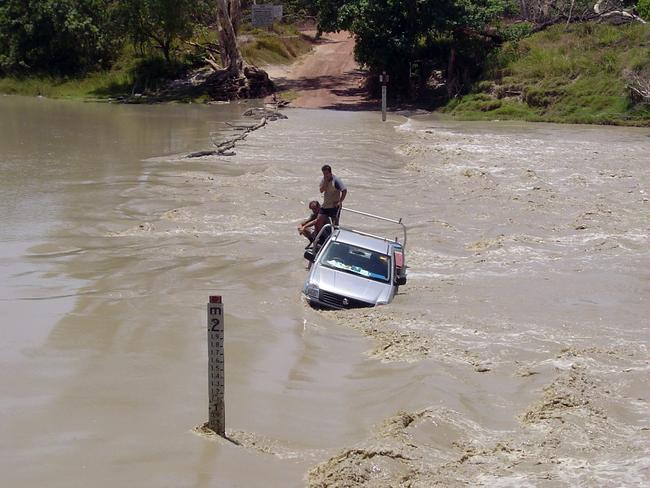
[302,209,407,309]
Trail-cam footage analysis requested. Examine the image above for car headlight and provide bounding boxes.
[306,284,320,299]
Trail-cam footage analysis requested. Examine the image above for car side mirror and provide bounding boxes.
[395,276,407,286]
[304,249,316,263]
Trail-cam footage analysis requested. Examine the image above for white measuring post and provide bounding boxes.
[380,71,389,121]
[207,295,225,436]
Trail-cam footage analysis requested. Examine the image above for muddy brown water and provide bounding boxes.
[1,95,649,487]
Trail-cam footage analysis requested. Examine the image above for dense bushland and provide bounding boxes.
[0,1,312,99]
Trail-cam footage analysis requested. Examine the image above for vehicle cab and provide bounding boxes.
[302,208,407,309]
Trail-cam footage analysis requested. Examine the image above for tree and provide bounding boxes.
[315,0,350,33]
[337,1,457,84]
[216,0,243,75]
[0,0,121,75]
[315,1,507,93]
[117,0,212,62]
[281,0,321,22]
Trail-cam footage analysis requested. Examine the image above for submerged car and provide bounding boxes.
[302,208,407,309]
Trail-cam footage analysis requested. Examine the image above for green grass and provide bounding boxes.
[445,23,650,126]
[240,24,313,66]
[275,89,299,102]
[0,43,145,100]
[0,70,132,99]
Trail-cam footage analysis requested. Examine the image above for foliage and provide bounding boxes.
[115,0,215,62]
[638,0,650,20]
[130,56,189,91]
[0,0,221,75]
[0,0,121,75]
[313,0,510,91]
[314,0,350,33]
[338,0,456,80]
[453,0,515,29]
[279,0,320,22]
[500,22,534,42]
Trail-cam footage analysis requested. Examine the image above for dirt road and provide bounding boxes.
[265,31,378,110]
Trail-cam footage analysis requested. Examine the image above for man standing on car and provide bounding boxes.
[315,164,347,235]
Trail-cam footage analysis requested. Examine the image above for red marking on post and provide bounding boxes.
[209,296,222,303]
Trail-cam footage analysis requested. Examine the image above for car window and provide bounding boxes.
[320,241,390,283]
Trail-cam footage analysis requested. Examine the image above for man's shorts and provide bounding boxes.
[319,207,339,218]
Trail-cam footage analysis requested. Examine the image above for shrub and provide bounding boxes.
[500,22,533,42]
[130,57,186,92]
[638,0,650,21]
[0,0,121,76]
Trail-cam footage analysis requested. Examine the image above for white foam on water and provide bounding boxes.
[556,456,650,487]
[395,119,414,132]
[475,474,539,487]
[406,271,452,279]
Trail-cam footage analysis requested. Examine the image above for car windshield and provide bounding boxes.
[320,241,391,283]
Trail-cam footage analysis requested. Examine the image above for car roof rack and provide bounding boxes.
[339,207,407,250]
[304,207,407,261]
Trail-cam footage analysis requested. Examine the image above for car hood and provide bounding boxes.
[310,265,391,303]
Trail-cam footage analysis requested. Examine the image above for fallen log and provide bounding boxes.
[531,4,645,34]
[242,107,288,121]
[187,150,218,158]
[594,1,646,23]
[187,117,268,158]
[204,58,222,72]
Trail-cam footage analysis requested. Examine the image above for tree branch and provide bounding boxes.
[187,117,268,158]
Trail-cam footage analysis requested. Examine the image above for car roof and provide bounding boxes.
[333,228,391,255]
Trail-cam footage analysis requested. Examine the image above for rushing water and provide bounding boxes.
[1,95,648,487]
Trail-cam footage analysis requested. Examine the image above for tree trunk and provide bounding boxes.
[216,0,243,76]
[407,0,416,98]
[230,0,241,35]
[519,1,529,20]
[447,47,458,99]
[162,39,171,63]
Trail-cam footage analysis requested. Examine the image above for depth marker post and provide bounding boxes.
[207,295,225,436]
[380,71,389,122]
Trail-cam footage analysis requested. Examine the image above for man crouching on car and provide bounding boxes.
[297,200,320,244]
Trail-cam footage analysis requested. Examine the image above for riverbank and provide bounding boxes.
[443,22,650,126]
[2,21,649,126]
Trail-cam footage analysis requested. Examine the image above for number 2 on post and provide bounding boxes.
[211,318,220,331]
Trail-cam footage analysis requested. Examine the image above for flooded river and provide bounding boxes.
[1,95,648,487]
